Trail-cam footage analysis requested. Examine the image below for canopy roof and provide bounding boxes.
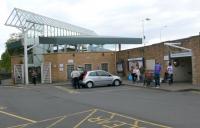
[39,36,142,45]
[5,8,96,35]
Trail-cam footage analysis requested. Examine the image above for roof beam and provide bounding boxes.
[39,36,142,45]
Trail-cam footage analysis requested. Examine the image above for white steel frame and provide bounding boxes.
[5,8,97,84]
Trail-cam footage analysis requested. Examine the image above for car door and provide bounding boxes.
[97,70,113,85]
[87,71,100,86]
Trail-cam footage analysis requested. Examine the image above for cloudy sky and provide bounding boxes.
[0,0,200,56]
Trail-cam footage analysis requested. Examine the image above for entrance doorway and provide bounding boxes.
[171,57,192,82]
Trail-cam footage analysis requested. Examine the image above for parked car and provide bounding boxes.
[79,70,122,88]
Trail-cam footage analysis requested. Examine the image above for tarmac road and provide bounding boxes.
[0,84,200,128]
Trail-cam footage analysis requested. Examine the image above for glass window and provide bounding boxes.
[101,63,108,71]
[89,72,97,76]
[85,64,92,71]
[97,71,110,76]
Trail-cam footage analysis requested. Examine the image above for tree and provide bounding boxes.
[0,50,11,72]
[0,33,23,73]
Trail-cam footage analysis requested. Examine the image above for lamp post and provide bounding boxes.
[142,18,151,46]
[160,25,167,42]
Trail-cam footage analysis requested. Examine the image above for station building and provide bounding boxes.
[41,35,200,86]
[10,35,200,86]
[6,8,200,86]
[117,35,200,85]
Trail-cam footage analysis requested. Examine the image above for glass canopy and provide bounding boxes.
[5,8,97,37]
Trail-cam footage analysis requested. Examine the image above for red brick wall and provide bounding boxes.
[117,36,200,85]
[44,52,116,82]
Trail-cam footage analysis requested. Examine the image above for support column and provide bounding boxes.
[23,31,29,84]
[118,44,121,51]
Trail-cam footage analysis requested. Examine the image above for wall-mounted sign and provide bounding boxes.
[59,64,64,68]
[128,57,143,61]
[117,63,123,72]
[170,51,192,58]
[164,55,169,61]
[68,59,74,64]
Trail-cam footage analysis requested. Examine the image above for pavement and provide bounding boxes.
[1,79,200,92]
[122,79,200,92]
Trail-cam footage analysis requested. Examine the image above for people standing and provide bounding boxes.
[32,69,37,85]
[131,66,140,83]
[154,61,162,88]
[136,66,141,82]
[131,66,137,83]
[71,68,81,89]
[167,62,173,85]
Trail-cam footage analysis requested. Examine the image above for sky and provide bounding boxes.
[0,0,200,57]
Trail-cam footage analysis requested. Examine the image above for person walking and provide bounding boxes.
[71,68,81,89]
[32,69,37,85]
[154,61,162,88]
[167,62,173,85]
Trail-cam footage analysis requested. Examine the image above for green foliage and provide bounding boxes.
[0,50,11,72]
[0,34,23,73]
[6,39,24,55]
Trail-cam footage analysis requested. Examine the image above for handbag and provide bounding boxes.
[128,74,132,80]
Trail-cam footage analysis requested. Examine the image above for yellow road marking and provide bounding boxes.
[97,109,172,128]
[55,86,79,94]
[0,110,37,123]
[46,116,66,128]
[35,115,66,123]
[6,123,30,128]
[7,109,95,128]
[38,109,95,123]
[133,120,139,128]
[3,108,171,128]
[73,109,97,128]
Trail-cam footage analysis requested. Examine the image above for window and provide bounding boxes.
[89,72,97,76]
[97,71,110,76]
[67,65,74,79]
[85,64,92,71]
[101,63,108,71]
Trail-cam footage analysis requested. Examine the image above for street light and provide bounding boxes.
[160,25,167,42]
[142,18,151,46]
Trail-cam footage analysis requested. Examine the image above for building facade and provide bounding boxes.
[11,35,200,85]
[43,52,116,82]
[116,35,200,85]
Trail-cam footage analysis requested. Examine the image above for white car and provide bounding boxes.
[80,70,122,88]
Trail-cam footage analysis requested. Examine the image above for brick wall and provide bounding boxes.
[117,43,166,77]
[117,35,200,85]
[43,52,116,82]
[10,36,200,85]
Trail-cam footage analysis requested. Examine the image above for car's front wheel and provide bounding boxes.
[86,81,93,88]
[113,80,121,86]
